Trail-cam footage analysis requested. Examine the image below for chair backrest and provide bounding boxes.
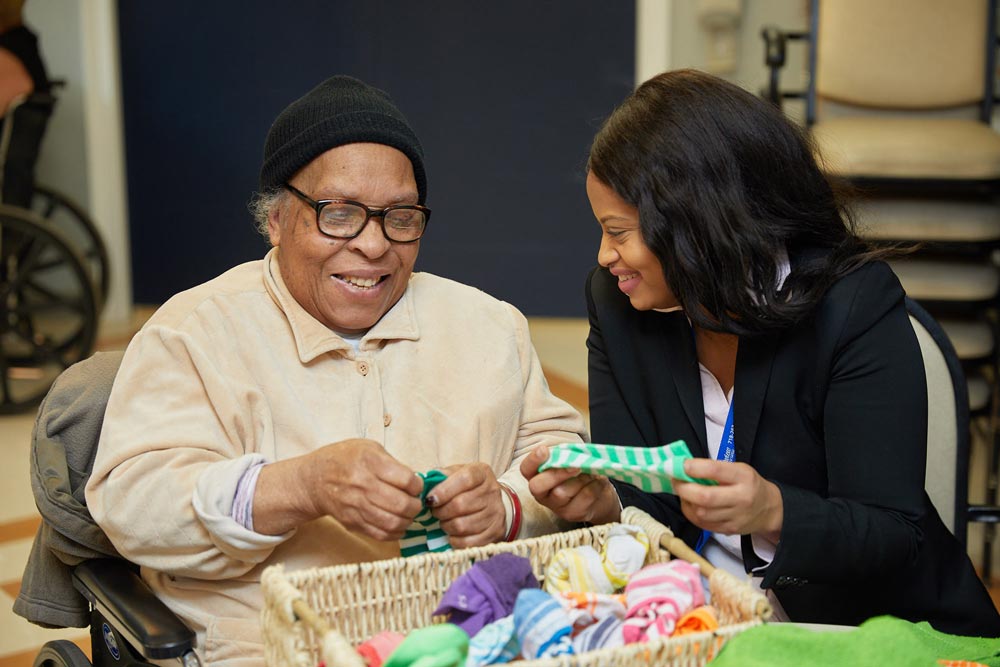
[905,297,971,545]
[0,90,56,207]
[806,0,997,123]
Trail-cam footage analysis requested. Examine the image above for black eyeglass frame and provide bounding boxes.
[284,183,431,243]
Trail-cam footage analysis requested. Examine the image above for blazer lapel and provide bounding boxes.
[733,333,780,462]
[657,315,709,456]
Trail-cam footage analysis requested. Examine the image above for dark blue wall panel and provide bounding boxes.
[117,1,635,316]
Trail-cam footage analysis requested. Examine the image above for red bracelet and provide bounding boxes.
[499,483,522,542]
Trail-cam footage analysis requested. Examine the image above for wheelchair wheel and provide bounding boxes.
[0,208,98,413]
[33,640,92,667]
[30,184,110,310]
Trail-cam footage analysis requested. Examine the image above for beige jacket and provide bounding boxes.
[86,250,586,667]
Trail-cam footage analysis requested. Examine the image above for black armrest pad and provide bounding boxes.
[72,559,195,659]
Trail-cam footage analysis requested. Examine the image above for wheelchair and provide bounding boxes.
[23,351,199,667]
[0,81,110,414]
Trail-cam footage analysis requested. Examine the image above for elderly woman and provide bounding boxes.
[86,75,586,666]
[523,69,1000,637]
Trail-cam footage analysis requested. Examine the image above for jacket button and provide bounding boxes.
[383,413,392,427]
[357,361,369,376]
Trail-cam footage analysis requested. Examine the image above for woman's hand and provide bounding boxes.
[428,463,506,548]
[673,458,783,541]
[521,446,622,525]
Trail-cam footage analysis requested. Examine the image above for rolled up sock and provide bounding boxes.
[357,631,406,667]
[672,605,719,637]
[465,616,519,667]
[622,561,705,643]
[556,591,627,633]
[433,553,538,636]
[513,589,574,659]
[544,545,613,594]
[601,524,650,588]
[382,624,468,667]
[572,615,625,653]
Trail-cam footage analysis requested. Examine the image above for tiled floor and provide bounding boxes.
[0,314,997,667]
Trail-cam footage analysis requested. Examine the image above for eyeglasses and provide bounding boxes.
[284,183,430,243]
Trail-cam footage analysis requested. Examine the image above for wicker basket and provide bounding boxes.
[261,507,772,667]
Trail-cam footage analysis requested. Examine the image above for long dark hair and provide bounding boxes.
[588,68,889,335]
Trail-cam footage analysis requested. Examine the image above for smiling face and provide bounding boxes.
[586,171,678,311]
[268,143,421,335]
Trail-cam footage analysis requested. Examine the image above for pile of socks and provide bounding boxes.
[460,527,720,666]
[355,524,719,667]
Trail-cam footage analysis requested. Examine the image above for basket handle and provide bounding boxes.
[660,534,715,578]
[292,598,330,634]
[293,599,368,667]
[661,532,773,621]
[620,506,716,576]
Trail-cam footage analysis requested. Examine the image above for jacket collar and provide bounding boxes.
[262,249,420,363]
[732,334,779,463]
[659,318,779,462]
[662,249,799,460]
[658,314,709,455]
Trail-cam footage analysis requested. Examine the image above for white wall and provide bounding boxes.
[638,0,809,120]
[24,0,132,335]
[636,0,674,86]
[24,0,88,209]
[669,1,808,92]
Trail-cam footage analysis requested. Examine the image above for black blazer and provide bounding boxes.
[586,260,1000,637]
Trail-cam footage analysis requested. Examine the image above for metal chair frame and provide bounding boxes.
[761,0,1000,578]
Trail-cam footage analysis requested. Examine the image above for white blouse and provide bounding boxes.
[695,254,791,618]
[697,365,777,578]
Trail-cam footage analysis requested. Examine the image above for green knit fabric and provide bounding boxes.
[709,616,1000,667]
[382,624,469,667]
[538,441,715,494]
[400,470,451,557]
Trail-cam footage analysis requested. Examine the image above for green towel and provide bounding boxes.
[708,616,1000,667]
[538,441,715,494]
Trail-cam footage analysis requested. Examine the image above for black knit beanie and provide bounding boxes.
[259,75,427,203]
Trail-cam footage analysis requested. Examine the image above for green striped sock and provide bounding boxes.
[400,470,452,557]
[538,441,716,494]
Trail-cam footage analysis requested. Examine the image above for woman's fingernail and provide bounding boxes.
[425,494,437,507]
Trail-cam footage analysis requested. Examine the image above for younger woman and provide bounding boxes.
[523,69,1000,637]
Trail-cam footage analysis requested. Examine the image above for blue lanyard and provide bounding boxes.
[694,399,734,553]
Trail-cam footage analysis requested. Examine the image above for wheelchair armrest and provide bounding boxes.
[72,559,196,661]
